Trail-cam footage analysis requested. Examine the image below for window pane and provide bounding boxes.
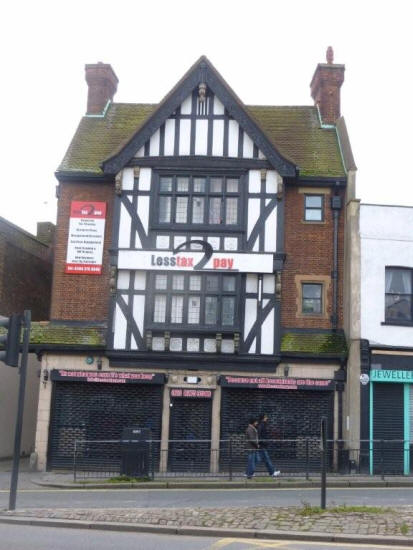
[210,178,223,193]
[302,284,322,299]
[386,269,412,294]
[385,294,412,321]
[226,178,239,193]
[153,295,167,322]
[175,196,188,223]
[209,197,221,224]
[189,275,201,291]
[205,296,218,325]
[159,196,171,223]
[305,208,322,221]
[225,198,238,224]
[223,276,236,292]
[177,177,189,192]
[172,275,185,290]
[206,275,219,291]
[155,274,168,290]
[160,177,172,192]
[188,296,201,324]
[302,298,321,314]
[192,197,205,223]
[305,195,322,208]
[193,178,206,192]
[222,297,235,326]
[171,295,184,323]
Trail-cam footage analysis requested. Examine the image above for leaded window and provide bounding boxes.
[155,175,241,228]
[150,272,239,329]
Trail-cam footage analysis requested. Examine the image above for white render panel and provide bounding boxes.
[261,308,274,354]
[180,95,192,115]
[195,119,208,155]
[134,271,146,290]
[266,171,278,194]
[253,240,259,252]
[360,204,413,347]
[139,168,152,191]
[246,274,258,293]
[164,119,175,155]
[243,132,254,158]
[213,96,225,115]
[264,205,277,252]
[212,120,224,156]
[244,298,257,345]
[117,271,130,289]
[156,235,170,249]
[135,231,142,249]
[224,237,238,251]
[137,195,150,233]
[149,129,160,156]
[263,274,275,294]
[122,168,134,191]
[113,301,127,349]
[249,170,261,193]
[207,236,220,250]
[247,198,261,239]
[249,337,256,354]
[118,203,131,248]
[179,119,191,155]
[174,235,187,249]
[135,146,144,157]
[228,120,239,157]
[258,150,266,160]
[133,294,145,340]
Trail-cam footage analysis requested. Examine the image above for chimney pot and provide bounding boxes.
[310,48,345,125]
[85,63,118,115]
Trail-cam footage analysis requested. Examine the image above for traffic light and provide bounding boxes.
[0,314,22,367]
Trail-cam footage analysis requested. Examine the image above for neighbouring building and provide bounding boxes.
[0,217,54,458]
[359,204,413,475]
[32,49,357,472]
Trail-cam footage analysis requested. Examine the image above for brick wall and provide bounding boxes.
[50,181,114,321]
[281,185,345,329]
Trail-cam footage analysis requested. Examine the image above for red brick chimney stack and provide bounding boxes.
[310,47,345,125]
[85,62,118,115]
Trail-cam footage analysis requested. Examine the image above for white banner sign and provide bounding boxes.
[118,249,274,273]
[65,201,106,275]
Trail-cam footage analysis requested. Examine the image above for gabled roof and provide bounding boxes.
[57,57,346,180]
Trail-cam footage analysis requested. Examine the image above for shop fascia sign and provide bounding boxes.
[219,375,334,391]
[118,240,274,273]
[171,388,212,399]
[370,369,413,383]
[50,370,165,385]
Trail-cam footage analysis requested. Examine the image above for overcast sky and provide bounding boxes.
[2,0,412,234]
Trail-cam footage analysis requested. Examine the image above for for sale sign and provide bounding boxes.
[65,201,106,275]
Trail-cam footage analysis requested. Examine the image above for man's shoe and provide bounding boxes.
[272,470,281,477]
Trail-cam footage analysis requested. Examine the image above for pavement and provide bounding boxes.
[1,457,413,546]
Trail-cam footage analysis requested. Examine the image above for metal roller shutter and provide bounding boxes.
[48,382,163,470]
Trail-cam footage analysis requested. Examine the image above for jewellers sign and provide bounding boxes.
[65,201,106,275]
[51,370,165,385]
[219,375,334,391]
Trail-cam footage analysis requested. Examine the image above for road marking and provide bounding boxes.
[207,539,413,550]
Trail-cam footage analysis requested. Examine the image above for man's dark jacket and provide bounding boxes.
[258,421,270,448]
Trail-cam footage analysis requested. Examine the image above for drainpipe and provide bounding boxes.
[331,186,342,330]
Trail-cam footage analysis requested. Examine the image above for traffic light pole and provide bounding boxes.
[8,310,31,511]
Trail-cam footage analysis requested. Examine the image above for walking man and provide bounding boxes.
[257,413,280,477]
[245,417,259,479]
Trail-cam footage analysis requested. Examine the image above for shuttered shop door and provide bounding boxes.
[220,388,334,472]
[372,382,404,474]
[48,382,163,469]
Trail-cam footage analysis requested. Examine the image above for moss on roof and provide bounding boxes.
[57,103,345,178]
[29,322,106,347]
[281,331,347,355]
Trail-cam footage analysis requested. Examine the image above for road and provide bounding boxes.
[0,524,410,550]
[1,487,413,509]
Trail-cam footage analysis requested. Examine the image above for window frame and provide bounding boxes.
[147,271,240,332]
[301,282,323,315]
[151,172,244,232]
[304,194,324,222]
[384,266,413,326]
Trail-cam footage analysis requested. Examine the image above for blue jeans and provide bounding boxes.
[246,450,257,477]
[257,448,275,475]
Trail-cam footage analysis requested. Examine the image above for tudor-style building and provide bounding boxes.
[32,51,355,472]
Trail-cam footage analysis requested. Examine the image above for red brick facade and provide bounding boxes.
[281,185,344,329]
[50,181,114,321]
